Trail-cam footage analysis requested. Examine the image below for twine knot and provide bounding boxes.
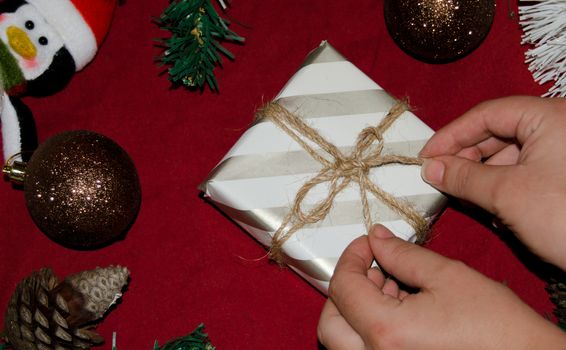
[256,100,428,264]
[335,158,369,177]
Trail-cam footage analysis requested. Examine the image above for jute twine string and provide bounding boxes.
[255,100,429,264]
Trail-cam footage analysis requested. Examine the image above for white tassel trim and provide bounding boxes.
[519,0,566,97]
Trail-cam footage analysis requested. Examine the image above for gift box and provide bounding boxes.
[200,41,446,294]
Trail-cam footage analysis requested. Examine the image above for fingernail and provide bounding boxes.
[421,159,444,185]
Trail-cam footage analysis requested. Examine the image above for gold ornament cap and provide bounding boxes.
[2,159,27,185]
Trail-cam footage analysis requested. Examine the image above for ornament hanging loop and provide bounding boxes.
[2,153,28,185]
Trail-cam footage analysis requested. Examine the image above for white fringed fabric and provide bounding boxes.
[520,0,566,97]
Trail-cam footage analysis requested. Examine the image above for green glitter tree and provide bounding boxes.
[156,0,245,91]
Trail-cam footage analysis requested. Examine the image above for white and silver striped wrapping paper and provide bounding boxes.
[200,41,447,294]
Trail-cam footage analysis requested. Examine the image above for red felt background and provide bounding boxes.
[0,0,556,349]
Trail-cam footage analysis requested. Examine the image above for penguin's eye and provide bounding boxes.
[25,21,34,30]
[38,36,48,46]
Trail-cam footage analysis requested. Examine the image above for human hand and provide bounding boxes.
[420,96,566,270]
[317,225,566,350]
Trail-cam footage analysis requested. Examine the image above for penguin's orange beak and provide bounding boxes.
[6,26,36,60]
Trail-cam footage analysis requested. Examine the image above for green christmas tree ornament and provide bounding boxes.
[110,324,215,350]
[152,324,215,350]
[155,0,245,91]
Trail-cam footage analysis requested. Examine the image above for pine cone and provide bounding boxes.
[4,266,129,350]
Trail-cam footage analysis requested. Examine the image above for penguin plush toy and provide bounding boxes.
[0,0,117,162]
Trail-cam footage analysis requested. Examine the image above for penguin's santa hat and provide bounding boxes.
[27,0,117,71]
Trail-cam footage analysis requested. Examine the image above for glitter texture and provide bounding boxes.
[384,0,495,62]
[24,131,141,249]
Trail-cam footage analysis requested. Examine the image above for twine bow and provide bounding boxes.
[256,100,429,264]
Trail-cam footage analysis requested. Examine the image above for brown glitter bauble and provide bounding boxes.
[384,0,495,63]
[24,131,141,249]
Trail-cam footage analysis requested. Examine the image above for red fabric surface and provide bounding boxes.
[0,1,555,349]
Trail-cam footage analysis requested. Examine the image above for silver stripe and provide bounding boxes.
[254,89,395,123]
[210,193,446,232]
[204,140,427,182]
[278,89,395,119]
[285,255,338,282]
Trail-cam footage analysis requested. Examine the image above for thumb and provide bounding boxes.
[369,225,454,288]
[421,155,515,215]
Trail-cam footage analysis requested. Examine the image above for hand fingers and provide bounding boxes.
[382,278,400,298]
[484,144,521,165]
[368,225,456,289]
[368,265,401,298]
[420,96,550,157]
[318,299,365,350]
[329,235,399,339]
[367,266,385,287]
[421,155,516,214]
[456,136,513,161]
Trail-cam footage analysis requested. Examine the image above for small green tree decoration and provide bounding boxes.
[156,0,245,91]
[153,324,215,350]
[111,324,214,350]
